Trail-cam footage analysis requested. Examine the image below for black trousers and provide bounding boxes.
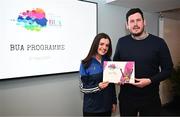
[83,111,111,117]
[119,94,161,116]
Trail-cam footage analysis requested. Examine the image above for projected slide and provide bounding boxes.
[0,0,97,79]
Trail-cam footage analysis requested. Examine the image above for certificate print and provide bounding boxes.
[103,61,135,83]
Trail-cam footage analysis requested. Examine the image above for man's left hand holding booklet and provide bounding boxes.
[103,61,135,84]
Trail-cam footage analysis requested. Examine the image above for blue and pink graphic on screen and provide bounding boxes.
[17,8,48,31]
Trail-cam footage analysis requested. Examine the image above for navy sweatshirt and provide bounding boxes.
[79,56,117,113]
[113,34,173,98]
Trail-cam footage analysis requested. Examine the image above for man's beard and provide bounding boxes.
[132,31,143,36]
[131,28,144,37]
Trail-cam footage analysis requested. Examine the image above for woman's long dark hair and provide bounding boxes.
[81,33,112,68]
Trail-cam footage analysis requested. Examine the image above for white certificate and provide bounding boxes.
[103,61,135,83]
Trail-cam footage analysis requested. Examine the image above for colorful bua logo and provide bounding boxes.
[16,8,48,31]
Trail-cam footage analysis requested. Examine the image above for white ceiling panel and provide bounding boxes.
[106,0,180,13]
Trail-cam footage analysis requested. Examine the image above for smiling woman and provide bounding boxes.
[0,0,97,79]
[79,33,117,116]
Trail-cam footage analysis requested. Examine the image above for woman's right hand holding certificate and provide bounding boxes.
[98,81,109,89]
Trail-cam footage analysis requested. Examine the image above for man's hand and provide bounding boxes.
[130,78,152,88]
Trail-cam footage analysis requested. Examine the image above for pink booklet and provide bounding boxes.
[103,61,135,83]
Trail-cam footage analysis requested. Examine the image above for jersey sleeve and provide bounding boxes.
[79,63,101,94]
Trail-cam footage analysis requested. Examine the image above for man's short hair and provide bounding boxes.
[126,8,144,22]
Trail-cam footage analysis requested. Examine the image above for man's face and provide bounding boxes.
[126,12,145,36]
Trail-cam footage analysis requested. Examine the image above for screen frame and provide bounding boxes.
[0,0,98,80]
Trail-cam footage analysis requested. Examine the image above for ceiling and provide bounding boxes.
[106,0,180,20]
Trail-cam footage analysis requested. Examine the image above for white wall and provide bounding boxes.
[164,18,180,66]
[0,0,159,116]
[159,17,180,105]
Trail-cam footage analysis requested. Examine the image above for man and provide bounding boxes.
[113,8,173,116]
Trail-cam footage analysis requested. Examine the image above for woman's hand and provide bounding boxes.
[112,104,117,113]
[98,81,109,89]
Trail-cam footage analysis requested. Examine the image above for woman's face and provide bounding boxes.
[97,38,110,56]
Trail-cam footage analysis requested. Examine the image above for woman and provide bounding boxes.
[79,33,117,116]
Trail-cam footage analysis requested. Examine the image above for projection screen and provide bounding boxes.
[0,0,97,79]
